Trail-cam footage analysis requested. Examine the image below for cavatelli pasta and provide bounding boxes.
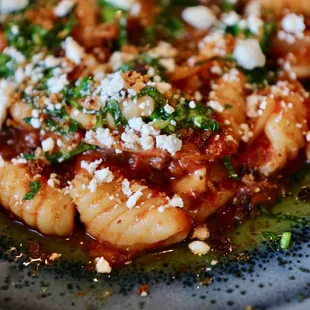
[0,160,75,236]
[246,81,308,175]
[69,167,192,250]
[260,0,310,16]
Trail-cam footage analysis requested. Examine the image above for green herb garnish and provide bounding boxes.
[245,67,276,87]
[23,181,41,200]
[46,142,97,163]
[4,15,75,58]
[221,0,234,12]
[261,231,280,241]
[0,54,15,78]
[280,232,292,250]
[260,21,276,53]
[22,153,36,161]
[222,156,240,180]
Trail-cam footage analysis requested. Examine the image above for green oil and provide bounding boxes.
[0,167,310,274]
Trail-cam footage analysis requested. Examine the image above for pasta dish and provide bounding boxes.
[0,0,309,273]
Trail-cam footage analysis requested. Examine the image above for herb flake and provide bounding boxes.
[23,181,41,200]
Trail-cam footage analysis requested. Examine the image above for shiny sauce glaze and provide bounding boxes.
[0,126,294,267]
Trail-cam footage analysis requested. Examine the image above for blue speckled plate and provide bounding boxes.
[1,170,310,310]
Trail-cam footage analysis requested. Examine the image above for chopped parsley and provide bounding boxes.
[98,0,126,22]
[46,142,97,163]
[0,54,15,78]
[224,104,233,109]
[261,231,280,241]
[23,181,41,200]
[261,231,292,249]
[104,99,127,126]
[139,86,219,134]
[22,153,36,161]
[221,0,235,12]
[245,67,276,88]
[280,232,292,250]
[260,21,276,53]
[222,156,240,180]
[69,77,94,99]
[4,15,75,58]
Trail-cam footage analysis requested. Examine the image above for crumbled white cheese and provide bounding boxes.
[85,128,116,148]
[95,257,112,273]
[44,55,61,68]
[81,159,103,174]
[0,0,29,13]
[159,58,175,72]
[94,168,114,183]
[100,71,125,103]
[239,123,253,143]
[282,13,305,35]
[164,104,175,114]
[47,173,60,188]
[3,46,25,64]
[182,6,216,30]
[88,178,97,193]
[0,80,15,128]
[306,131,310,142]
[121,127,140,150]
[140,134,155,150]
[210,65,222,75]
[155,82,172,94]
[245,0,261,17]
[158,194,184,213]
[141,123,160,137]
[199,31,227,57]
[233,39,266,70]
[207,100,223,113]
[221,11,240,26]
[30,118,41,129]
[192,225,210,240]
[41,138,55,152]
[247,15,263,35]
[148,41,178,58]
[12,157,27,165]
[156,134,182,155]
[54,0,75,17]
[122,179,132,197]
[47,74,69,93]
[126,190,143,209]
[105,0,136,10]
[246,94,266,118]
[88,168,114,192]
[189,101,196,109]
[62,36,85,64]
[168,195,184,208]
[188,241,210,255]
[128,117,144,132]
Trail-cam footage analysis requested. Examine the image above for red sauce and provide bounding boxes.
[0,126,301,267]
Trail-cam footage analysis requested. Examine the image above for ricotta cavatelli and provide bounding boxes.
[69,166,192,250]
[0,160,75,236]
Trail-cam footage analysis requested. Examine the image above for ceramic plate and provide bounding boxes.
[1,168,310,310]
